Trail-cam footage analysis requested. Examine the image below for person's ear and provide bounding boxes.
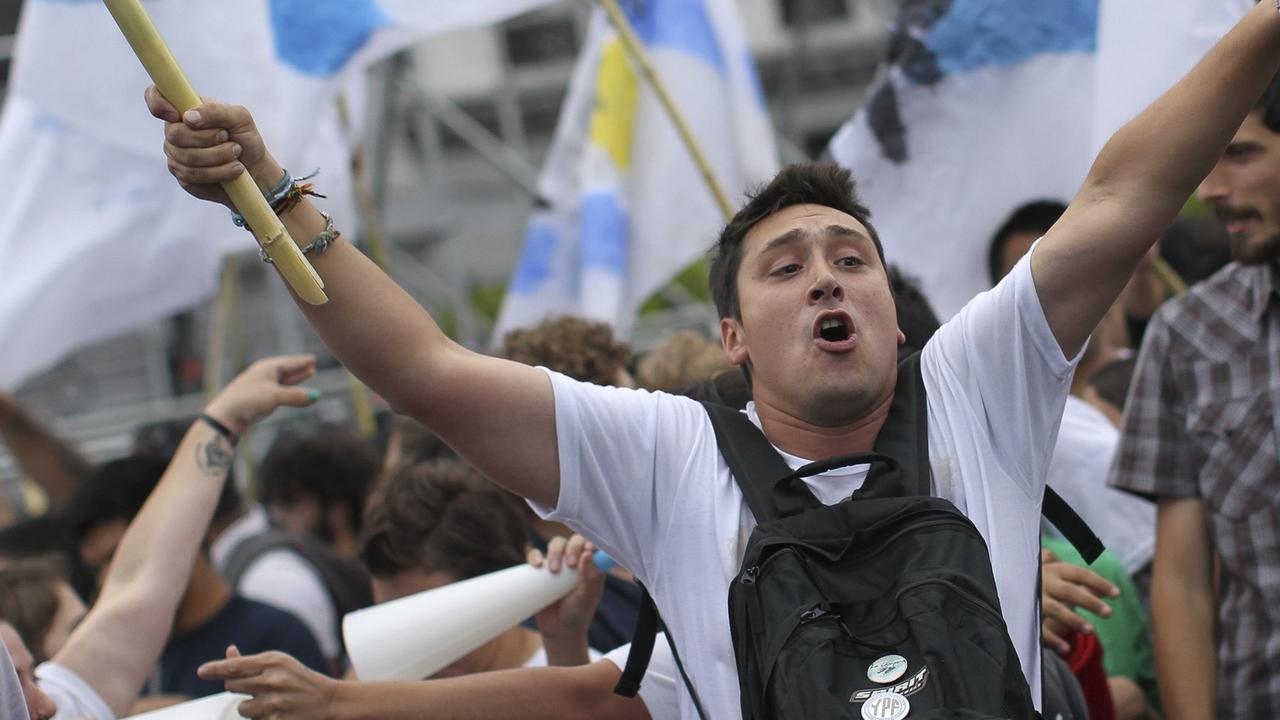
[720,317,749,366]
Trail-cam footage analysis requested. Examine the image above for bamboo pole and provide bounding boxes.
[103,0,328,305]
[597,0,735,222]
[1150,256,1188,295]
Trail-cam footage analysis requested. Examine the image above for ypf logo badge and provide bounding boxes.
[860,691,910,720]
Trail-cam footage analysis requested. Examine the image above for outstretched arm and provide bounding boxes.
[146,90,561,509]
[51,356,318,716]
[1035,2,1280,356]
[199,648,651,720]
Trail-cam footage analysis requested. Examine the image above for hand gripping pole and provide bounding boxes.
[103,0,328,305]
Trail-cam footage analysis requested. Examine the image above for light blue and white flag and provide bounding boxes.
[1092,0,1251,155]
[493,0,779,341]
[828,0,1253,321]
[0,0,555,389]
[827,2,1100,320]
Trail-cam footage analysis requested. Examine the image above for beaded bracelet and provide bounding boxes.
[230,168,321,228]
[260,211,340,264]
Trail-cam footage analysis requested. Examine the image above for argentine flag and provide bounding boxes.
[828,0,1251,322]
[0,0,555,390]
[493,0,779,341]
[827,1,1101,321]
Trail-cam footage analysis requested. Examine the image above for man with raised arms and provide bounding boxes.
[147,5,1280,715]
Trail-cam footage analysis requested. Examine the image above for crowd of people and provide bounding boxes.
[2,3,1280,719]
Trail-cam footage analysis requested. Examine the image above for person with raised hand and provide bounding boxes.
[196,534,672,720]
[147,5,1280,713]
[0,356,319,719]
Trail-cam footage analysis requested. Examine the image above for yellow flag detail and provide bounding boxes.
[588,39,639,171]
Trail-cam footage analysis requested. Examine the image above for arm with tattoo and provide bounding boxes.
[52,356,320,716]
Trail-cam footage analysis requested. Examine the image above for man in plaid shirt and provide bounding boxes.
[1110,73,1280,719]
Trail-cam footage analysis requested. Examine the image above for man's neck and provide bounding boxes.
[751,391,894,461]
[490,626,543,671]
[173,555,231,636]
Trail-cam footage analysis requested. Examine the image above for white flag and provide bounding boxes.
[827,2,1099,320]
[1092,0,1251,156]
[493,0,779,341]
[0,0,556,389]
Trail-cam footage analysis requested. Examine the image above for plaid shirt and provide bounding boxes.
[1110,261,1280,718]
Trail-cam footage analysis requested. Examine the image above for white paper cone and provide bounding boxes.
[123,692,249,720]
[344,556,599,681]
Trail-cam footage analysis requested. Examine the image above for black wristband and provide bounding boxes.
[198,413,238,445]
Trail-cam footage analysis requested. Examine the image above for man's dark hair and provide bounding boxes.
[259,425,381,541]
[359,460,528,581]
[709,162,886,320]
[1256,71,1280,133]
[888,265,940,357]
[987,201,1067,286]
[63,456,169,542]
[0,559,64,665]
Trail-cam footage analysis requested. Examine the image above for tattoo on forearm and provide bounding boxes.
[195,437,234,476]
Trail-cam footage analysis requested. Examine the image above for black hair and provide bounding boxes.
[63,456,169,543]
[708,162,886,320]
[987,200,1067,286]
[259,424,381,540]
[888,265,940,357]
[1257,71,1280,133]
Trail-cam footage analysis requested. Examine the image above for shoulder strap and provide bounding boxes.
[614,587,659,698]
[222,529,294,588]
[614,586,709,720]
[702,402,812,521]
[1042,487,1105,564]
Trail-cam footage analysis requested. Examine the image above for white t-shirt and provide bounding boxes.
[1046,395,1155,574]
[210,504,340,660]
[532,252,1076,719]
[36,662,113,720]
[603,638,680,720]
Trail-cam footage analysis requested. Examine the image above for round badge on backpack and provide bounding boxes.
[860,691,910,720]
[866,654,908,684]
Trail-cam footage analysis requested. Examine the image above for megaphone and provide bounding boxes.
[344,550,616,681]
[123,692,248,720]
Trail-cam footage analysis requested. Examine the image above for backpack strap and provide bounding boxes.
[1042,487,1105,564]
[222,528,295,589]
[613,585,709,720]
[614,588,659,698]
[703,402,813,521]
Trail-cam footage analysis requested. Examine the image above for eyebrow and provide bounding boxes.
[760,224,866,255]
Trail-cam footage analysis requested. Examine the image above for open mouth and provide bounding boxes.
[813,311,856,350]
[819,317,851,342]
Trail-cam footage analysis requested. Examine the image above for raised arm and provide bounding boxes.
[1035,3,1280,356]
[145,90,562,509]
[51,356,317,716]
[0,394,92,510]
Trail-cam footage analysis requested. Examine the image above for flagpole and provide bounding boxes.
[102,0,329,305]
[596,0,735,222]
[203,256,239,400]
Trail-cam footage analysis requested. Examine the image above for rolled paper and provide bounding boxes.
[101,0,328,306]
[344,549,620,680]
[122,692,248,720]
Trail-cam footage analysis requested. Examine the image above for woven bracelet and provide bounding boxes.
[260,211,340,264]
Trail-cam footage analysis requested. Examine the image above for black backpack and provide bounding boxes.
[616,353,1101,719]
[222,528,374,656]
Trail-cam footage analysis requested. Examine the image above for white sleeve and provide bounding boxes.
[0,640,26,720]
[528,370,711,583]
[35,662,114,720]
[603,638,681,720]
[922,244,1079,496]
[236,550,340,661]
